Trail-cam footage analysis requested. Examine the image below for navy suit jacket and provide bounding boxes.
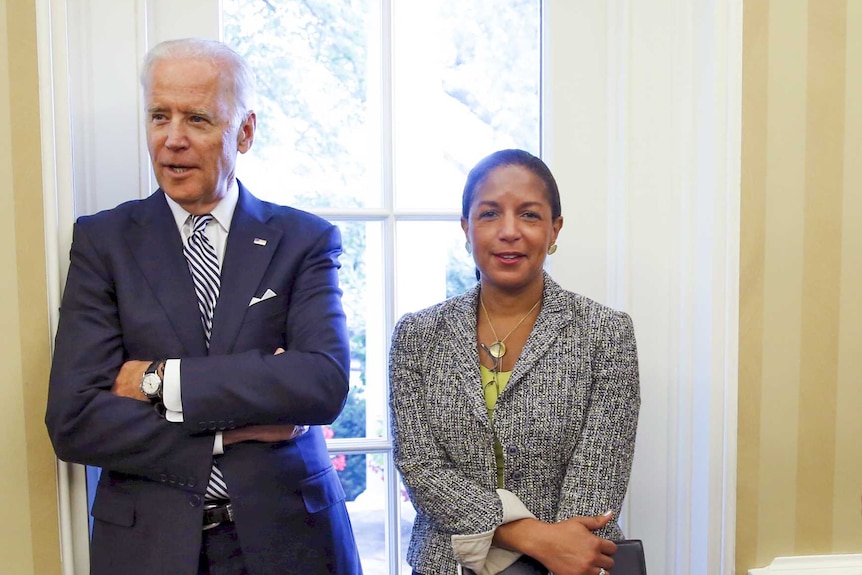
[46,183,362,575]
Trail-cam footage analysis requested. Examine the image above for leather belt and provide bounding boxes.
[202,502,234,531]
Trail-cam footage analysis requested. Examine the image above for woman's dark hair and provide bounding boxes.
[461,149,562,220]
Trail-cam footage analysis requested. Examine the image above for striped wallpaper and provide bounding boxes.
[1,0,62,574]
[739,0,862,572]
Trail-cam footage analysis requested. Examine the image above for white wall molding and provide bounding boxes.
[35,1,86,574]
[545,1,741,574]
[749,554,862,575]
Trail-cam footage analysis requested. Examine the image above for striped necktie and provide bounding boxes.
[183,214,229,501]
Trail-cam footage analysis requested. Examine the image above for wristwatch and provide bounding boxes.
[140,360,165,402]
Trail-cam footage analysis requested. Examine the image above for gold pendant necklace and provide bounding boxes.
[479,295,542,360]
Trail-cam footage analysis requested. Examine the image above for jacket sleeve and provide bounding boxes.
[178,223,350,430]
[389,312,505,535]
[45,221,214,484]
[554,309,640,539]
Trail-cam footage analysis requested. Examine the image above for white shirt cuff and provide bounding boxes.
[451,489,537,575]
[162,359,183,422]
[213,432,224,455]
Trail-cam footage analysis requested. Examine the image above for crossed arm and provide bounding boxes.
[46,218,349,480]
[110,350,304,446]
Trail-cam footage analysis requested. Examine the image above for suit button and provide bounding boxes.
[168,474,177,485]
[160,473,168,483]
[189,495,202,507]
[511,471,524,481]
[506,445,519,455]
[198,421,207,430]
[187,477,196,487]
[178,477,186,486]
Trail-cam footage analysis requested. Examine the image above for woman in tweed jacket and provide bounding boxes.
[389,150,640,575]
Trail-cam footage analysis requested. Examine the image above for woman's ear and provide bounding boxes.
[552,216,564,242]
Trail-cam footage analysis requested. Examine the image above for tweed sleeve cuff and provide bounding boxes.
[451,489,536,575]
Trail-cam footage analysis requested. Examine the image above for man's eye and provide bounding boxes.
[151,114,167,122]
[189,116,207,124]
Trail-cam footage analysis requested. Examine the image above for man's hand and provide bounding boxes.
[221,346,309,446]
[223,424,309,446]
[112,360,151,401]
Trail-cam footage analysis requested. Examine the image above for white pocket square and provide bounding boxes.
[249,288,277,307]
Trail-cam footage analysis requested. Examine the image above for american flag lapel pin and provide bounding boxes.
[253,238,267,246]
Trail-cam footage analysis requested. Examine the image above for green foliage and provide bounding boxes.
[446,244,478,298]
[224,0,368,168]
[330,382,367,500]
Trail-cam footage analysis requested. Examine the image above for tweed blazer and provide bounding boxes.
[389,272,640,574]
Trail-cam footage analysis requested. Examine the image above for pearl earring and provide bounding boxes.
[465,242,472,254]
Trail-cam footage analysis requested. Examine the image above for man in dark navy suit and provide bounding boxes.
[46,38,362,575]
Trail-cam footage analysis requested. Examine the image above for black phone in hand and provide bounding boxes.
[613,539,647,575]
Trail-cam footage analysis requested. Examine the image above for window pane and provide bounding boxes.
[224,0,381,209]
[395,221,477,318]
[338,453,399,575]
[330,220,386,440]
[392,0,541,211]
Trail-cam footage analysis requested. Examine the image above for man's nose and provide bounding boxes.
[164,121,188,149]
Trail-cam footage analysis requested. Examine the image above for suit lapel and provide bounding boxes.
[208,184,282,355]
[128,191,207,356]
[443,286,491,423]
[506,274,572,393]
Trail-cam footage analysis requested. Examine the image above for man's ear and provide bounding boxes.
[237,111,256,153]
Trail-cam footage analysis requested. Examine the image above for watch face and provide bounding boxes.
[141,373,161,396]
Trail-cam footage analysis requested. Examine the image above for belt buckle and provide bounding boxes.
[202,502,233,531]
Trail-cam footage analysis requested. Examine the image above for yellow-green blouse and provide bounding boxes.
[480,364,512,488]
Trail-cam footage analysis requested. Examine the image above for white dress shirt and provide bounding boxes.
[160,181,239,454]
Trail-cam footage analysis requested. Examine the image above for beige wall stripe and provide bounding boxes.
[794,0,846,553]
[756,0,808,565]
[831,0,862,552]
[6,0,61,573]
[737,0,770,570]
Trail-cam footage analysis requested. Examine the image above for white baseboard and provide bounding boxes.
[749,554,862,575]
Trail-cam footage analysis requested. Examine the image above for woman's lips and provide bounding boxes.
[495,252,525,264]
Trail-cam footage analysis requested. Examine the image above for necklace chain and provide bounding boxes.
[480,295,541,359]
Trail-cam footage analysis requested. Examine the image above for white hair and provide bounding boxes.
[140,38,256,127]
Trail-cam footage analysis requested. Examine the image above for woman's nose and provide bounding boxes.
[498,213,520,239]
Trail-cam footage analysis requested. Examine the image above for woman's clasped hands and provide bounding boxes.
[494,511,617,575]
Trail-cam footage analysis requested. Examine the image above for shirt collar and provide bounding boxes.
[163,179,239,233]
